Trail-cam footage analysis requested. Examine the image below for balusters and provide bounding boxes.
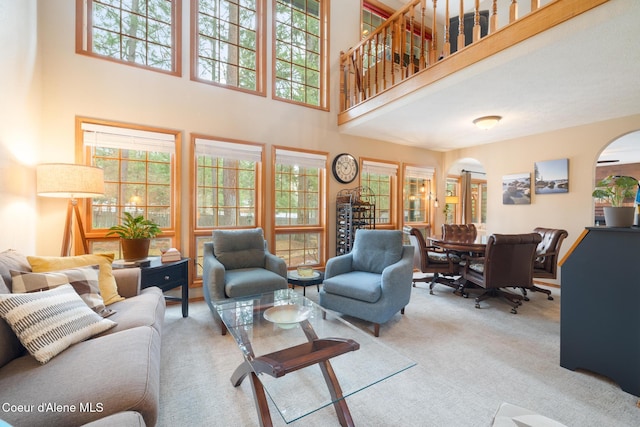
[473,0,481,42]
[457,0,465,52]
[491,0,498,33]
[443,0,451,57]
[531,0,540,12]
[510,0,519,23]
[430,0,438,65]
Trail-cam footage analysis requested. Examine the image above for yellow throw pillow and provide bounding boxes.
[27,254,125,305]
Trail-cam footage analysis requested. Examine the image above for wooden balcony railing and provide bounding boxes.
[339,0,609,121]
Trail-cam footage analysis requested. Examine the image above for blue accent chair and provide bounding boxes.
[202,228,288,334]
[319,229,415,337]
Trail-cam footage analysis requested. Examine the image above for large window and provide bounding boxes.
[361,159,398,227]
[403,165,434,229]
[77,0,182,75]
[79,119,180,257]
[192,136,263,276]
[193,0,265,94]
[273,147,327,268]
[273,0,328,109]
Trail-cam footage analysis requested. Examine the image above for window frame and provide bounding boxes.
[272,0,330,110]
[190,134,265,278]
[360,157,399,229]
[76,0,183,76]
[76,116,182,256]
[272,145,328,269]
[190,0,267,95]
[402,164,435,233]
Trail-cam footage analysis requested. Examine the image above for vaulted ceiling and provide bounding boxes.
[339,0,640,160]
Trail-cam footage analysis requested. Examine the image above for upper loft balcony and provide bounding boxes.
[337,0,640,151]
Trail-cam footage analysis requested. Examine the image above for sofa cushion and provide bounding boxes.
[101,287,165,335]
[352,230,403,274]
[322,271,382,303]
[0,326,161,427]
[10,265,115,318]
[0,284,116,364]
[213,228,266,270]
[0,249,31,291]
[28,253,124,305]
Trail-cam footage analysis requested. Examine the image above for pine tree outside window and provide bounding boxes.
[273,0,328,109]
[77,0,181,75]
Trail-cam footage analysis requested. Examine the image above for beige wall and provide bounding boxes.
[0,0,40,253]
[444,114,640,271]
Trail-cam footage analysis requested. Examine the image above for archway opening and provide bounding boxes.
[594,130,640,225]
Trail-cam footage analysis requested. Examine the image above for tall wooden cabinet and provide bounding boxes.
[336,187,375,255]
[560,227,640,396]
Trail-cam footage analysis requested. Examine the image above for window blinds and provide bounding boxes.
[195,138,262,162]
[405,166,435,180]
[275,149,326,169]
[362,160,398,176]
[82,123,176,154]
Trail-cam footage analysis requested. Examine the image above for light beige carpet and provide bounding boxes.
[158,281,639,426]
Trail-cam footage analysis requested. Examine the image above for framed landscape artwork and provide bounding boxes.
[502,173,531,205]
[535,158,569,194]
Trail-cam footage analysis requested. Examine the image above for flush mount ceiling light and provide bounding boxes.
[473,115,502,130]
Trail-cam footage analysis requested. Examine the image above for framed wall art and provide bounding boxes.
[502,173,531,205]
[535,158,569,194]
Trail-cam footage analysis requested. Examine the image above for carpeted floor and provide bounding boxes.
[158,280,640,426]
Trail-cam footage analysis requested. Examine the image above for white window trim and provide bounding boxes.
[82,123,176,154]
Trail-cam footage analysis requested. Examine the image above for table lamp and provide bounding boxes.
[36,163,104,256]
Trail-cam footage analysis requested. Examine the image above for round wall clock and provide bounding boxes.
[332,153,358,184]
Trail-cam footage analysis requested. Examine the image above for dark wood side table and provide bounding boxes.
[140,257,190,317]
[287,270,324,296]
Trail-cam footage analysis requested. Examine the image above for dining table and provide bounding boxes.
[428,234,488,254]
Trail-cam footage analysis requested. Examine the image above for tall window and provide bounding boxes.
[193,137,263,276]
[361,159,398,227]
[471,180,487,226]
[403,165,434,228]
[273,147,327,268]
[79,119,180,257]
[77,0,182,75]
[444,177,460,224]
[193,0,265,94]
[273,0,328,109]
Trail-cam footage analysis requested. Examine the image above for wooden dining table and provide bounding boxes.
[428,234,488,254]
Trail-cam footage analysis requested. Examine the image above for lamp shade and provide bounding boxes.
[37,163,104,198]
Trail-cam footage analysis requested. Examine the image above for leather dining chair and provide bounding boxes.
[403,226,461,295]
[441,223,477,241]
[525,227,569,300]
[461,233,542,314]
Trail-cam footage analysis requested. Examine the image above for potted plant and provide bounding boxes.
[107,212,162,260]
[592,175,638,227]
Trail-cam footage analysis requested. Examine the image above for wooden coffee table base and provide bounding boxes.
[230,325,359,427]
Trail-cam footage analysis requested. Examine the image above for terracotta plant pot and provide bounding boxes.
[121,238,151,261]
[603,206,635,228]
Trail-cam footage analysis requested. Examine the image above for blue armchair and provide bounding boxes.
[202,228,288,334]
[319,229,414,337]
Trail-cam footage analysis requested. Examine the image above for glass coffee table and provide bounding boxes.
[213,289,415,426]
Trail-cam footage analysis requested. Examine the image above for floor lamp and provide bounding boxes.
[36,163,105,256]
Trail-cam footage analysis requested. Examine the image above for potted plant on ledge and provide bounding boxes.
[592,175,638,227]
[107,212,162,260]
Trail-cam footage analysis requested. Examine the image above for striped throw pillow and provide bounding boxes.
[10,265,115,318]
[0,284,116,364]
